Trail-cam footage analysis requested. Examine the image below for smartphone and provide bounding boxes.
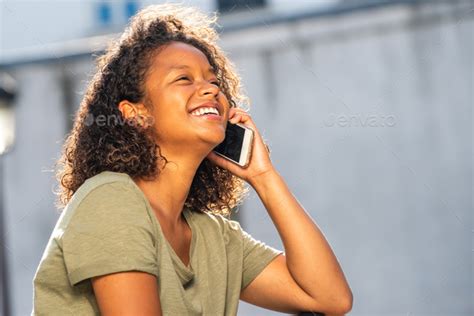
[213,122,254,168]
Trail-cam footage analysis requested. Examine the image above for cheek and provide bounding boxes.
[218,94,231,114]
[152,90,188,117]
[152,111,180,130]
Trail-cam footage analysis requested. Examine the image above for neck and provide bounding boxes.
[133,145,208,231]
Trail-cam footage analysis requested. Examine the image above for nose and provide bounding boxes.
[198,80,219,98]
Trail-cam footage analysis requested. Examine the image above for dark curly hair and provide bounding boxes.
[55,3,251,217]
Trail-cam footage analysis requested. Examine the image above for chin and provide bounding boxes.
[189,123,226,146]
[205,135,226,151]
[216,129,226,143]
[204,126,226,142]
[208,134,226,147]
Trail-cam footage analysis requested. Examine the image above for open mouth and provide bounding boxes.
[190,106,220,116]
[190,106,222,120]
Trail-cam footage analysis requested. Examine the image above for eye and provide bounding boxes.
[177,76,190,82]
[210,80,220,86]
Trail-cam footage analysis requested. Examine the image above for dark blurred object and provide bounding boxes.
[299,312,325,316]
[0,71,17,316]
[0,73,16,103]
[0,71,17,153]
[217,0,266,13]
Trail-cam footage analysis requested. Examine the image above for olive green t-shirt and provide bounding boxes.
[32,171,283,315]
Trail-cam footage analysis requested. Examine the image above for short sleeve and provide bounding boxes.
[226,220,284,290]
[61,180,158,287]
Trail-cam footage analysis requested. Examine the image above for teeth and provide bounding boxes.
[191,107,219,116]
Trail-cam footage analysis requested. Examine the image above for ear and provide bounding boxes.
[118,100,138,120]
[118,100,150,117]
[118,100,152,127]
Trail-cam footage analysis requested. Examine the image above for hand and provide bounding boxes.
[206,107,276,186]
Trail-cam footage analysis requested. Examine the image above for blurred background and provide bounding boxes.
[0,0,472,315]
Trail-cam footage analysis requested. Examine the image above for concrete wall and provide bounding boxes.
[0,0,472,315]
[223,1,472,315]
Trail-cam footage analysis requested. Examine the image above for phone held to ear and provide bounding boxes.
[213,122,254,168]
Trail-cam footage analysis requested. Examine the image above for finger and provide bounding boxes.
[235,110,250,117]
[229,110,250,121]
[229,107,243,118]
[230,107,249,117]
[235,114,254,127]
[207,151,235,172]
[206,151,223,165]
[237,112,251,122]
[229,114,242,124]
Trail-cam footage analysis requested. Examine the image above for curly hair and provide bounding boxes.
[55,3,251,218]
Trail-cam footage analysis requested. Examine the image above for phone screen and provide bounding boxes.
[213,123,245,162]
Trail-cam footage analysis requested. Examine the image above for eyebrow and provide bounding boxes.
[167,65,215,74]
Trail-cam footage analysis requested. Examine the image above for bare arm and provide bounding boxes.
[244,169,353,314]
[244,169,352,313]
[91,271,162,316]
[207,108,353,314]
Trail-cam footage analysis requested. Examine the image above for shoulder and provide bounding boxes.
[68,171,143,208]
[58,171,157,244]
[60,171,151,229]
[58,172,159,287]
[78,170,136,196]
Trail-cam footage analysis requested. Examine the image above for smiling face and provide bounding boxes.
[140,41,231,155]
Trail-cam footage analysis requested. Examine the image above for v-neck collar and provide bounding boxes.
[166,208,196,286]
[127,176,196,287]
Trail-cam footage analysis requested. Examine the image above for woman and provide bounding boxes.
[32,3,352,315]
